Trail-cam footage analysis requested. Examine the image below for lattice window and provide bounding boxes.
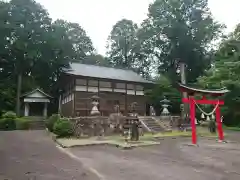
[127,84,135,90]
[136,85,143,91]
[115,83,125,89]
[88,80,98,87]
[76,79,87,85]
[99,81,111,88]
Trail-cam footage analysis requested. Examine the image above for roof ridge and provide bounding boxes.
[21,88,53,98]
[70,62,136,73]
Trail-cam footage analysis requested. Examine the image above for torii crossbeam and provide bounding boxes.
[178,83,229,144]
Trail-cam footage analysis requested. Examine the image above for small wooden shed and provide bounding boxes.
[21,88,52,117]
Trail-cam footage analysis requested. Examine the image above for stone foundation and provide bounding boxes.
[70,114,126,138]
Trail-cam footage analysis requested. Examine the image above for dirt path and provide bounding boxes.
[70,137,240,180]
[0,130,100,180]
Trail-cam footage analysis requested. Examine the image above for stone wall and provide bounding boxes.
[70,114,126,137]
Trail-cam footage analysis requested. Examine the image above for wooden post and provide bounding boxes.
[190,97,197,144]
[24,103,29,117]
[216,105,224,141]
[125,83,128,116]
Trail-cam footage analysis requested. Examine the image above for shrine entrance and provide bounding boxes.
[178,83,229,144]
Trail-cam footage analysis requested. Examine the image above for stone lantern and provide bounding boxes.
[90,95,100,116]
[160,97,170,116]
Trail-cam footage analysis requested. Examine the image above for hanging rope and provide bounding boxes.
[193,100,219,121]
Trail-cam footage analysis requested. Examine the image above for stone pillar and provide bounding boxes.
[43,102,48,117]
[24,103,29,116]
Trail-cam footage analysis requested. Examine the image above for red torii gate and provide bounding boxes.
[178,83,229,144]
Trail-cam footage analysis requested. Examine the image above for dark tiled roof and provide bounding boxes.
[65,63,154,84]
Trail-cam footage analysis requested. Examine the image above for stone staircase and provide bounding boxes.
[155,116,172,131]
[139,116,164,132]
[26,116,46,130]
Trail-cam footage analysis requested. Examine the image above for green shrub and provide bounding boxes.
[53,118,73,137]
[2,111,17,119]
[15,118,30,130]
[45,114,60,132]
[0,118,16,130]
[0,111,17,130]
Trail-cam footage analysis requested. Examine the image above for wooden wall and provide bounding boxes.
[61,76,148,117]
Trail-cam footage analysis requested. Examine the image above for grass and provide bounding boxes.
[223,125,240,131]
[54,126,219,149]
[56,136,160,149]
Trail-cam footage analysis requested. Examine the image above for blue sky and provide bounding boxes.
[36,0,240,55]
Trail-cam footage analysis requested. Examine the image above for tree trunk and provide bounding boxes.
[179,62,189,124]
[16,72,22,116]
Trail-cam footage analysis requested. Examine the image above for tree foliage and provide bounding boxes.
[146,75,181,115]
[143,0,223,82]
[0,0,95,115]
[106,0,223,82]
[53,19,95,61]
[198,24,240,126]
[107,19,138,67]
[106,18,154,78]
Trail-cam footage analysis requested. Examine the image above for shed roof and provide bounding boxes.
[65,63,154,84]
[21,88,52,98]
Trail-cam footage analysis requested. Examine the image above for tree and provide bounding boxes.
[145,75,181,115]
[107,19,138,68]
[139,0,224,83]
[198,24,240,126]
[0,0,75,115]
[6,0,54,115]
[82,54,111,66]
[53,19,95,61]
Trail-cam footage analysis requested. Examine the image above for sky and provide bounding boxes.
[36,0,240,55]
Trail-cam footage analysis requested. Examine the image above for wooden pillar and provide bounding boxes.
[73,77,76,117]
[43,102,48,117]
[216,105,224,141]
[58,94,62,115]
[190,97,197,144]
[125,83,128,115]
[24,103,29,116]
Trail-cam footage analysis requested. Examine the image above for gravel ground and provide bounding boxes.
[0,130,100,180]
[1,130,240,180]
[70,135,240,180]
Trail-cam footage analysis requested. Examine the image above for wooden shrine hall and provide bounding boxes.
[59,63,155,117]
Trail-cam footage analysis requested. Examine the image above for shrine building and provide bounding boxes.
[59,63,154,117]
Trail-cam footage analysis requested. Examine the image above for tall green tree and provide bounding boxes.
[146,75,181,115]
[53,19,95,61]
[107,19,153,78]
[0,0,75,115]
[198,24,240,126]
[139,0,224,82]
[82,54,110,66]
[7,0,54,115]
[106,19,138,68]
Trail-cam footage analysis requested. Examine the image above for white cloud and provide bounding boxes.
[36,0,240,55]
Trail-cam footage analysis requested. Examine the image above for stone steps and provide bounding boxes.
[139,117,165,132]
[28,120,46,130]
[25,116,46,130]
